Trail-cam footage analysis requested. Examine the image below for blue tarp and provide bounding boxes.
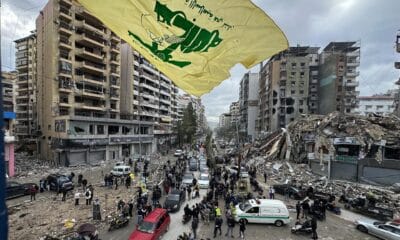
[3,111,16,119]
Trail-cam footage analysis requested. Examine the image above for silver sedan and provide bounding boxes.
[355,219,400,240]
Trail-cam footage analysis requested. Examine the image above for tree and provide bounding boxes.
[182,102,197,144]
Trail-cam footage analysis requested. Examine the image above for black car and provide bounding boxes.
[46,174,74,193]
[164,189,186,212]
[189,160,198,171]
[273,184,306,200]
[6,181,38,200]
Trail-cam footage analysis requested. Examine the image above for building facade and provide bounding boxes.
[14,33,38,144]
[35,0,154,165]
[120,43,181,153]
[239,72,259,142]
[229,101,240,126]
[319,42,360,114]
[258,46,319,133]
[353,95,395,116]
[394,32,400,117]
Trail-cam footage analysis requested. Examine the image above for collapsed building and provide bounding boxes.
[256,112,400,186]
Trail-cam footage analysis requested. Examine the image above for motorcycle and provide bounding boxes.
[326,203,341,215]
[182,214,192,224]
[108,213,129,231]
[291,220,313,234]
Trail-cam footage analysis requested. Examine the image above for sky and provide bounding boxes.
[1,0,399,127]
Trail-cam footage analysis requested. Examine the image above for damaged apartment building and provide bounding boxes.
[35,0,155,166]
[261,112,400,186]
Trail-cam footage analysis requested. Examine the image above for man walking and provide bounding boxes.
[85,188,91,205]
[296,201,301,220]
[213,216,223,238]
[239,218,246,239]
[191,216,199,239]
[269,186,275,199]
[74,191,80,206]
[225,215,235,238]
[311,215,318,239]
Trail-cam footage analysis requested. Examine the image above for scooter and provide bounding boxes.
[291,220,313,234]
[108,214,130,231]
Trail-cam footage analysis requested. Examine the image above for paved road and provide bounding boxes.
[100,170,207,240]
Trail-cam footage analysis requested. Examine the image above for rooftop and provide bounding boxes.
[323,41,359,52]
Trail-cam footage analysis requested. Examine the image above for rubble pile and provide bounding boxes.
[242,112,400,217]
[252,112,400,164]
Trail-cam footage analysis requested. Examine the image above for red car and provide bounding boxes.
[129,208,170,240]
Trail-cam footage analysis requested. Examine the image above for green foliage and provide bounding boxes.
[175,102,198,145]
[215,124,236,140]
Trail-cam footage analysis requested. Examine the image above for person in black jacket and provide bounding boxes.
[239,218,246,239]
[225,215,235,237]
[296,201,301,220]
[214,217,223,237]
[311,216,318,239]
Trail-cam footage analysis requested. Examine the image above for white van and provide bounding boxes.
[111,165,131,176]
[234,199,290,226]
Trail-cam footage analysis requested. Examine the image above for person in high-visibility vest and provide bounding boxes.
[215,206,222,217]
[230,202,236,217]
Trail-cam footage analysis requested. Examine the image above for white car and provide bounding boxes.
[198,173,209,189]
[355,219,400,240]
[226,166,248,178]
[174,149,183,157]
[182,172,194,187]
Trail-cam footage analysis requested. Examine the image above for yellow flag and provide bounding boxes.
[77,0,288,96]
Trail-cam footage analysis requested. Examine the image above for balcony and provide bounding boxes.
[346,71,359,77]
[347,59,360,67]
[58,21,72,35]
[59,102,72,108]
[110,45,120,53]
[76,47,104,62]
[159,98,171,105]
[76,33,105,48]
[59,6,72,21]
[141,100,158,109]
[80,88,105,99]
[76,75,105,87]
[397,41,400,53]
[110,58,120,66]
[280,75,287,81]
[59,36,72,49]
[111,33,120,43]
[159,89,171,97]
[141,62,158,75]
[75,103,106,111]
[77,61,105,75]
[345,80,359,87]
[140,82,159,93]
[75,20,105,35]
[110,79,120,88]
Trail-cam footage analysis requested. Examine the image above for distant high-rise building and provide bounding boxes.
[229,101,240,126]
[319,41,360,114]
[239,72,259,142]
[394,32,400,117]
[14,33,37,143]
[258,46,319,133]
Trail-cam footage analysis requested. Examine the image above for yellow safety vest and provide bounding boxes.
[215,207,222,217]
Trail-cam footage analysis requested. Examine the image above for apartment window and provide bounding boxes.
[48,124,51,130]
[384,147,400,160]
[291,90,295,94]
[300,72,305,78]
[89,125,94,134]
[299,108,304,113]
[291,72,296,76]
[376,105,384,109]
[300,62,306,67]
[291,63,296,67]
[97,125,104,134]
[365,105,372,110]
[299,90,304,94]
[299,100,304,105]
[108,125,119,135]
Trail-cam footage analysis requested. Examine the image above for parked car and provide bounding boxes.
[226,166,249,178]
[129,208,170,240]
[174,149,183,157]
[273,184,306,200]
[199,164,209,173]
[182,173,195,187]
[198,173,210,189]
[6,181,38,200]
[163,189,185,212]
[189,160,198,171]
[111,165,131,177]
[355,219,400,240]
[46,174,74,193]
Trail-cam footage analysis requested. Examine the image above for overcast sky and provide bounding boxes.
[2,0,399,126]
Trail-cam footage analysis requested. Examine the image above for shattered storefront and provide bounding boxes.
[259,112,400,186]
